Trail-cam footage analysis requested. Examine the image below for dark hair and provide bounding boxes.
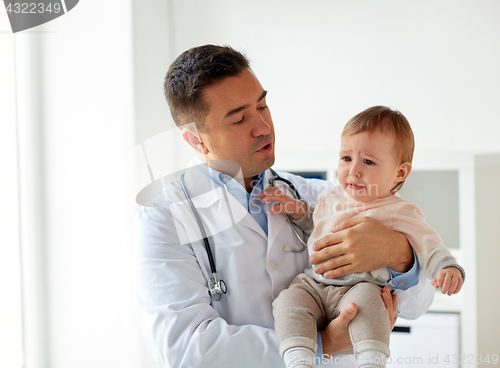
[342,105,415,192]
[164,45,251,131]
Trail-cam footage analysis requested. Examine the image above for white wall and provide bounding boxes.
[16,1,141,367]
[476,161,500,357]
[21,1,500,367]
[131,1,500,363]
[161,0,500,163]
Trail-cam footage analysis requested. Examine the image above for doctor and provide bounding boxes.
[134,45,434,368]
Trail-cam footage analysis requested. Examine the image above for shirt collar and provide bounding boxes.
[191,157,266,195]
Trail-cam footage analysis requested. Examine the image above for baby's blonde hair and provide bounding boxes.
[341,106,414,192]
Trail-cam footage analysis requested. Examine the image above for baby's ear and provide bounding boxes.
[395,162,412,182]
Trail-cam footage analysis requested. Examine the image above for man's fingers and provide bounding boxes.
[310,242,342,264]
[311,252,348,274]
[390,293,399,329]
[392,293,398,312]
[337,302,357,328]
[318,263,354,279]
[381,287,398,329]
[381,287,392,310]
[312,232,343,252]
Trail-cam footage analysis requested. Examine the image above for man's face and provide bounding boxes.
[198,69,275,179]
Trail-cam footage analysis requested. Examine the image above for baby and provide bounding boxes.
[259,106,465,368]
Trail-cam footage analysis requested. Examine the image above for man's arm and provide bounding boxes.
[309,216,414,278]
[308,216,434,320]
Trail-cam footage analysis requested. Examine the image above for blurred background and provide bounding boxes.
[1,1,499,367]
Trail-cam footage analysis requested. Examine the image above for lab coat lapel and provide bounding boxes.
[183,163,267,240]
[217,188,268,240]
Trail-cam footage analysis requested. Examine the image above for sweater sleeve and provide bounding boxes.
[394,203,465,280]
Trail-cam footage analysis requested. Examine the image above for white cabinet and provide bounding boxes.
[391,313,460,367]
[274,151,500,368]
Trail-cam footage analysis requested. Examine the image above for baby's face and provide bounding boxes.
[338,130,403,203]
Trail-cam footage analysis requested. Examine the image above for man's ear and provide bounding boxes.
[181,126,208,155]
[395,162,412,182]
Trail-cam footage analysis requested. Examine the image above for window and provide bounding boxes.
[0,8,24,368]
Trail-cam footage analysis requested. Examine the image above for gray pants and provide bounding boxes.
[273,273,390,358]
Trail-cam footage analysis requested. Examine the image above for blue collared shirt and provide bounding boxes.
[192,158,269,235]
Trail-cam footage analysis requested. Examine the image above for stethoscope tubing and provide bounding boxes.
[268,168,301,201]
[179,168,308,299]
[180,174,217,274]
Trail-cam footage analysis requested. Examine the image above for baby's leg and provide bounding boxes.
[336,282,390,368]
[273,273,325,356]
[273,273,347,367]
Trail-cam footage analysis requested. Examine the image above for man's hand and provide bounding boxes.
[431,267,463,295]
[257,187,306,220]
[321,287,398,357]
[309,216,413,279]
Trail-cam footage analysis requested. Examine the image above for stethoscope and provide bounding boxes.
[268,168,308,254]
[179,168,308,301]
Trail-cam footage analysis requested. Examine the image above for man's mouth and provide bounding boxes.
[256,141,273,153]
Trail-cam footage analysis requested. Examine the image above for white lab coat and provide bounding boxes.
[134,164,434,368]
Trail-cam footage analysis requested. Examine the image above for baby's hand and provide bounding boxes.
[431,267,463,295]
[257,187,306,220]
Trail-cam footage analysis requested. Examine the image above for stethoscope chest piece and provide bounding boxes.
[208,273,227,301]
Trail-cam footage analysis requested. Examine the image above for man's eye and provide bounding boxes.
[258,105,268,111]
[233,117,244,125]
[364,159,375,165]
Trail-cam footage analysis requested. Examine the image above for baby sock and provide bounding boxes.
[283,347,316,368]
[357,350,387,368]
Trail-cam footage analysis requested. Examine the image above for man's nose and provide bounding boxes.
[252,113,271,137]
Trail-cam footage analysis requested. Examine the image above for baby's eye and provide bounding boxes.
[363,159,375,165]
[342,156,351,162]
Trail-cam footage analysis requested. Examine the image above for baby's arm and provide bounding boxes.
[258,187,307,220]
[396,203,465,296]
[431,266,464,296]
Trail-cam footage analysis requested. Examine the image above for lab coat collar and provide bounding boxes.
[184,159,268,240]
[183,163,221,209]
